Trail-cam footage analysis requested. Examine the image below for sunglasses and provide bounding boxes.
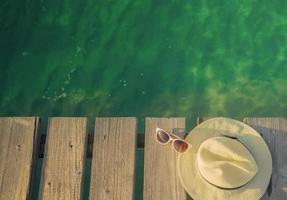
[155,128,191,153]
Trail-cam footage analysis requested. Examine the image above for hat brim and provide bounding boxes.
[177,117,272,200]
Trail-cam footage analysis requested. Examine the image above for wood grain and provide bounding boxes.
[0,117,39,200]
[244,118,287,200]
[143,118,186,200]
[37,133,145,158]
[39,117,87,200]
[89,117,137,200]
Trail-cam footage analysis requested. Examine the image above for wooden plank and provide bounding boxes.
[244,118,287,200]
[143,118,186,200]
[39,117,87,200]
[38,133,145,158]
[89,117,137,200]
[0,117,40,200]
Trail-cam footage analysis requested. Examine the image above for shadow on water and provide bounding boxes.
[31,159,43,200]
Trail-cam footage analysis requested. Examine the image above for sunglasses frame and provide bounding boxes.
[155,128,192,153]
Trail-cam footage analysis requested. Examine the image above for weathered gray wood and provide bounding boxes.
[38,133,145,158]
[244,118,287,200]
[143,118,186,200]
[0,117,39,200]
[89,117,137,200]
[39,117,87,200]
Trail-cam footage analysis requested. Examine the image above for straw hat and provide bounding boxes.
[177,117,272,200]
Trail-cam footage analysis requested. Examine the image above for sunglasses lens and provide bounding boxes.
[156,130,170,143]
[174,140,189,153]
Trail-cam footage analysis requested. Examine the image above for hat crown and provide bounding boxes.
[197,136,258,189]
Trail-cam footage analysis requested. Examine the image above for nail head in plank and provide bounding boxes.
[244,118,287,200]
[0,117,39,200]
[39,117,87,200]
[144,118,186,200]
[89,117,137,200]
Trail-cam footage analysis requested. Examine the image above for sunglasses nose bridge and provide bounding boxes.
[172,139,178,151]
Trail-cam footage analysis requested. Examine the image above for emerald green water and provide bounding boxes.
[1,0,287,199]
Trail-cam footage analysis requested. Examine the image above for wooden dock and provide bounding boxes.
[0,117,286,199]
